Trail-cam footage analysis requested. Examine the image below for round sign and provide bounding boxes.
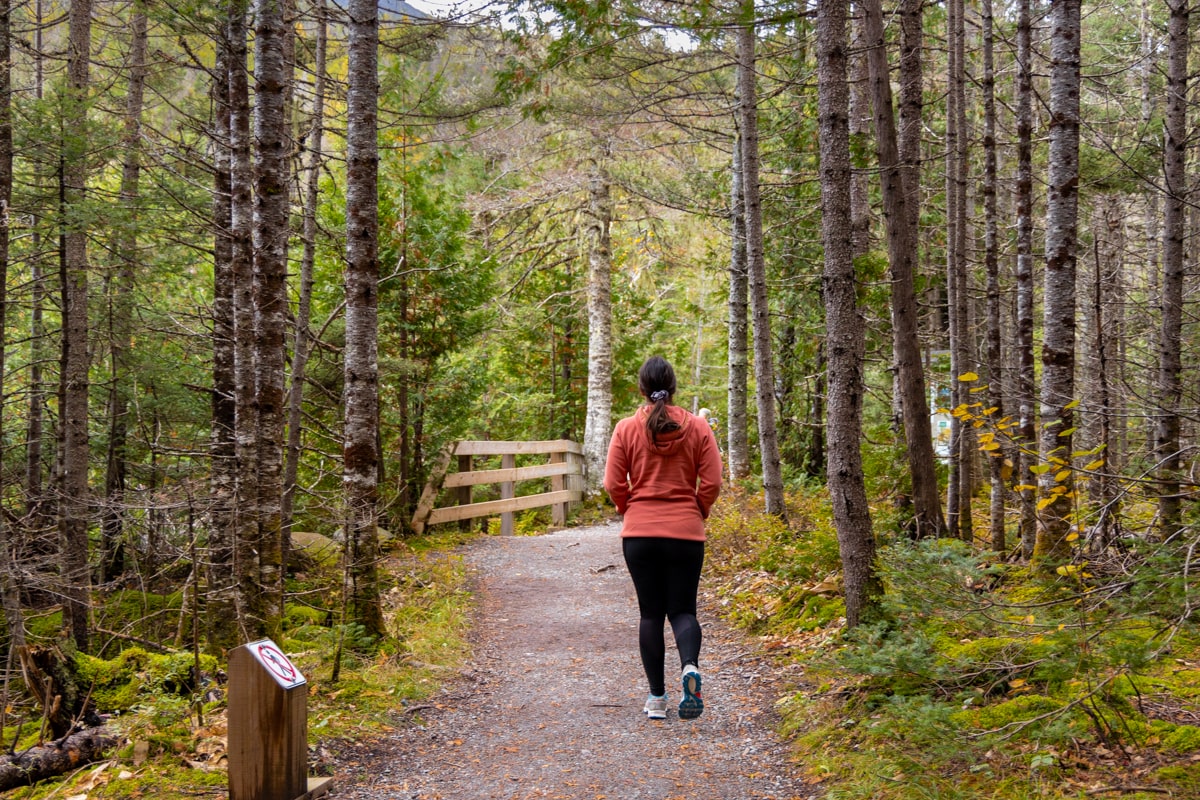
[256,642,299,684]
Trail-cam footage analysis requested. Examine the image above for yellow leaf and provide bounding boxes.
[981,442,1001,451]
[1009,678,1027,689]
[1066,532,1079,542]
[1030,464,1052,475]
[1064,399,1080,410]
[969,385,989,393]
[979,432,995,444]
[959,372,980,382]
[1084,459,1105,471]
[1054,469,1072,482]
[1013,484,1037,491]
[1037,497,1054,510]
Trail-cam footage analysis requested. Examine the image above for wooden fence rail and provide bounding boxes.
[410,440,584,536]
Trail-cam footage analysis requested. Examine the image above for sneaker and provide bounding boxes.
[643,693,668,720]
[679,665,703,720]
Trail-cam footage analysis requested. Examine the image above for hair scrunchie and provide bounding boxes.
[650,390,669,403]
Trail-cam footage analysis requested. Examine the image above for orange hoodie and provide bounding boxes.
[603,404,723,541]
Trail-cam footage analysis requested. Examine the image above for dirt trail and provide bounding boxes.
[329,522,814,800]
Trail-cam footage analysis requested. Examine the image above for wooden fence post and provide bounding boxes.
[457,454,472,532]
[550,451,566,526]
[500,453,515,536]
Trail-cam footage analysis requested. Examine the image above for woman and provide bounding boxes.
[603,356,723,721]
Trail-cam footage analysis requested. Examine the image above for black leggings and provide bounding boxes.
[622,536,705,697]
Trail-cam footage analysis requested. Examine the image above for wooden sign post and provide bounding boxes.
[228,639,332,800]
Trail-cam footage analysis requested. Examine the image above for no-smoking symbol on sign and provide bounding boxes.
[249,639,306,689]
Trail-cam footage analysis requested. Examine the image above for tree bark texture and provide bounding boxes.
[209,9,238,652]
[1015,0,1037,559]
[1034,0,1082,564]
[861,0,945,538]
[250,0,293,638]
[727,134,750,480]
[582,151,613,494]
[228,0,261,641]
[944,0,965,541]
[982,0,1006,555]
[0,728,117,791]
[61,0,93,654]
[1155,0,1187,540]
[818,0,878,628]
[344,0,385,639]
[0,0,21,649]
[737,9,785,517]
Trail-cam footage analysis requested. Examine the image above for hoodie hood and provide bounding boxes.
[637,403,694,455]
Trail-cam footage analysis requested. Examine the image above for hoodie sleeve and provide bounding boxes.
[603,422,631,514]
[694,420,723,518]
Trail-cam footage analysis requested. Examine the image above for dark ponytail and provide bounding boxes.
[638,356,680,443]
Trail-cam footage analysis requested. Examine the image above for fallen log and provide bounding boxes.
[0,727,118,791]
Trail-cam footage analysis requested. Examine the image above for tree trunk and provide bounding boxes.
[0,728,117,791]
[582,149,613,494]
[251,0,293,638]
[101,4,148,584]
[25,0,47,530]
[1015,0,1037,560]
[862,0,945,538]
[229,0,260,641]
[944,0,964,540]
[209,6,239,652]
[284,0,327,539]
[344,0,384,639]
[727,133,750,480]
[0,0,21,649]
[1086,197,1122,548]
[818,0,878,628]
[737,5,785,517]
[1034,0,1082,565]
[1155,0,1188,540]
[981,0,1006,556]
[61,0,93,654]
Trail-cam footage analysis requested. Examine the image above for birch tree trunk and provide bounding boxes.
[818,0,877,628]
[1155,0,1188,540]
[1034,0,1082,564]
[862,0,945,538]
[209,13,238,651]
[344,0,384,638]
[582,149,613,494]
[284,0,327,537]
[61,0,93,653]
[1015,0,1038,560]
[737,6,785,517]
[727,134,750,480]
[101,4,148,584]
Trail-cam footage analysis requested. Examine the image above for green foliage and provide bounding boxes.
[76,647,219,713]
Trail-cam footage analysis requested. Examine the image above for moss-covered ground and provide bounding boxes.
[703,486,1200,800]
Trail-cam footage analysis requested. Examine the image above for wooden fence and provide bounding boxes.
[410,440,584,536]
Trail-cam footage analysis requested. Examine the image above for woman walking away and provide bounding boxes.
[603,356,723,721]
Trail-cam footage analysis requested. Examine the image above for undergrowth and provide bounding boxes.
[3,528,477,800]
[705,489,1200,800]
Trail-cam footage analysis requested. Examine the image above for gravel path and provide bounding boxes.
[328,523,814,800]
